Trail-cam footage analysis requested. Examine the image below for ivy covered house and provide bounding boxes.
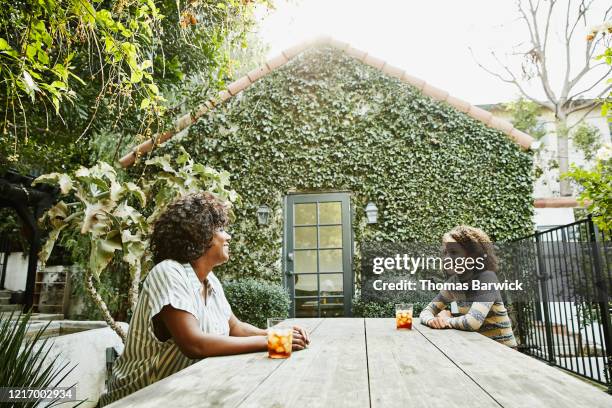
[121,37,536,318]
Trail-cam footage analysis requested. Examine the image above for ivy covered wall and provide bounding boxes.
[154,46,534,283]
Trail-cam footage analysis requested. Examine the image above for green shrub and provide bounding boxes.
[223,278,290,328]
[351,296,427,318]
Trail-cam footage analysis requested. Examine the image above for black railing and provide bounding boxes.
[509,216,611,393]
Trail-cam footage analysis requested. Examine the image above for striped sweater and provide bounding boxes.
[419,271,517,347]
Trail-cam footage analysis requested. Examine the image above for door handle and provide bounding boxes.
[286,252,294,276]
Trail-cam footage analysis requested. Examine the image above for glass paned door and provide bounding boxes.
[284,193,352,317]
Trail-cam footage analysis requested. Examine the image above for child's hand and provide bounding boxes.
[438,310,452,319]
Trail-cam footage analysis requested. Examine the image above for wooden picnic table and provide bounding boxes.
[107,318,612,408]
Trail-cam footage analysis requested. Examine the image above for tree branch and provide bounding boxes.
[86,273,127,343]
[566,84,612,116]
[568,1,592,42]
[567,65,612,100]
[523,0,558,103]
[469,46,554,110]
[566,103,600,131]
[569,34,607,91]
[561,0,573,100]
[542,0,556,56]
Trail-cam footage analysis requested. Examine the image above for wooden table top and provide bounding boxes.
[107,318,612,408]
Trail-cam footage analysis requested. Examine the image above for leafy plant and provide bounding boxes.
[67,259,132,323]
[0,0,269,174]
[562,144,612,232]
[222,278,290,329]
[34,148,238,341]
[351,296,426,318]
[0,311,82,407]
[575,302,607,329]
[590,23,611,121]
[504,98,547,140]
[572,122,602,161]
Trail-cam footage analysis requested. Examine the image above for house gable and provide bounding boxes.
[119,36,534,167]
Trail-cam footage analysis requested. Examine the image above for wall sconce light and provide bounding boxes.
[257,204,271,225]
[365,201,378,224]
[530,140,542,151]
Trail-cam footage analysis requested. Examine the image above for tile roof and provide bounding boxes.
[119,36,535,168]
[534,197,590,208]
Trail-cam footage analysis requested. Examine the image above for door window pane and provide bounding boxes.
[295,297,318,318]
[320,297,343,317]
[294,226,317,249]
[294,274,318,297]
[319,202,342,224]
[319,249,343,272]
[319,274,343,296]
[319,225,342,248]
[295,203,316,225]
[294,250,317,273]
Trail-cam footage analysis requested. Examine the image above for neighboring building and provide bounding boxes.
[482,102,611,230]
[121,37,536,318]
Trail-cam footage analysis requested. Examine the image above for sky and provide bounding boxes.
[253,0,610,105]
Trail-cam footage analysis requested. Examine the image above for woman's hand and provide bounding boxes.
[291,325,310,351]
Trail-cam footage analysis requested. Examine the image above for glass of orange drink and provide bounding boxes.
[267,318,293,359]
[395,303,413,329]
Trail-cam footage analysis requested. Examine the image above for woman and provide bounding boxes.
[100,192,310,406]
[419,225,517,347]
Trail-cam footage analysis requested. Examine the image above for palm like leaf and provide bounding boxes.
[0,311,84,407]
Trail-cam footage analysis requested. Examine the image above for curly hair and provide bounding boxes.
[150,192,229,264]
[442,225,498,272]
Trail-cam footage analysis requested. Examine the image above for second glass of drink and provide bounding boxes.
[395,303,413,329]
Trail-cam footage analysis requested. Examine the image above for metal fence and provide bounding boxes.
[509,216,611,393]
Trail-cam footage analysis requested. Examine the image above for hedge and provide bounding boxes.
[222,278,290,328]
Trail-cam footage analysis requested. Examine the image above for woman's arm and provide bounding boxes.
[228,314,267,336]
[159,306,267,359]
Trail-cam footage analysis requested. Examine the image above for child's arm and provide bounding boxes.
[419,290,452,326]
[446,302,493,331]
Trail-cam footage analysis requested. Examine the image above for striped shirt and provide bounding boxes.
[419,271,517,347]
[99,260,232,406]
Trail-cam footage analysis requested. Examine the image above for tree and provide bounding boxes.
[0,0,270,174]
[474,1,611,196]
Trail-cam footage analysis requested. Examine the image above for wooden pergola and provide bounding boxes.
[0,170,57,311]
